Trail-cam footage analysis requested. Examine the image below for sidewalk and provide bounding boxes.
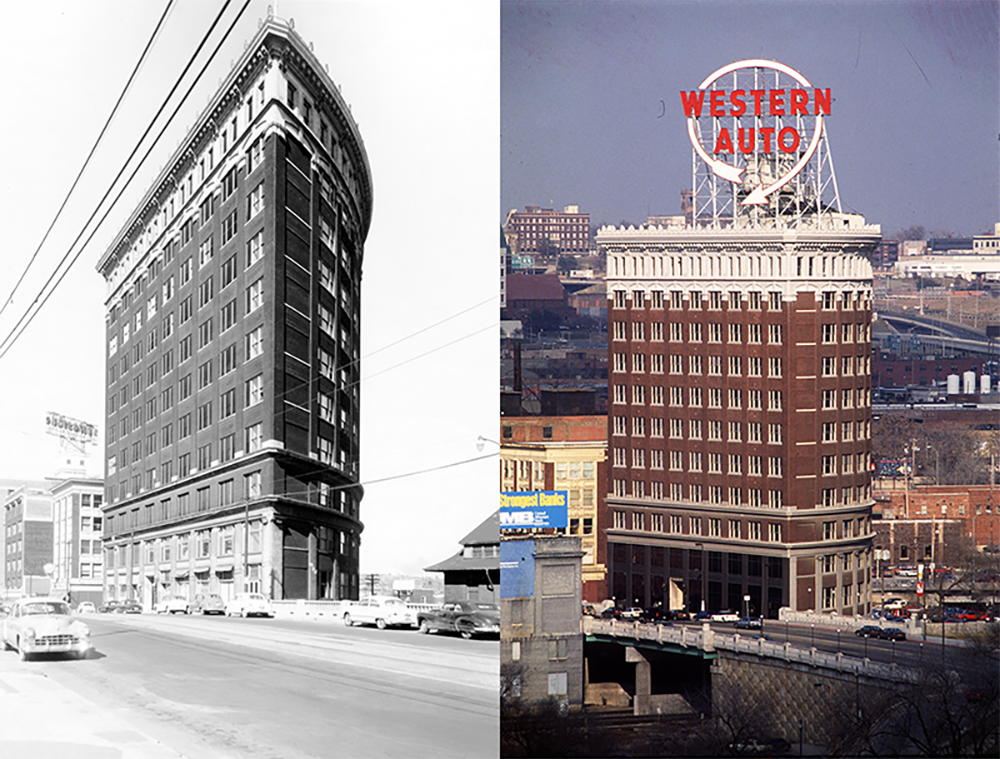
[0,654,186,759]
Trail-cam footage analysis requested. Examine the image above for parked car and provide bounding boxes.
[619,607,643,620]
[114,600,143,614]
[855,625,882,638]
[416,601,499,638]
[879,627,907,641]
[190,594,225,615]
[710,611,740,623]
[734,617,763,630]
[600,607,621,620]
[343,596,414,629]
[98,600,120,613]
[76,602,96,614]
[693,610,713,621]
[2,597,91,661]
[155,596,189,614]
[224,593,274,618]
[728,736,791,756]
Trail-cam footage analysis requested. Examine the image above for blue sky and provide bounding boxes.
[501,0,1000,237]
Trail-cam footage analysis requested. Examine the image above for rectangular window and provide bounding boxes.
[221,254,238,288]
[220,388,236,419]
[246,278,264,314]
[220,343,237,376]
[222,166,238,200]
[199,237,214,268]
[246,327,263,360]
[197,401,213,431]
[247,229,264,267]
[198,318,213,349]
[198,276,214,309]
[245,423,263,453]
[220,299,238,333]
[247,182,264,219]
[221,210,238,245]
[245,374,264,407]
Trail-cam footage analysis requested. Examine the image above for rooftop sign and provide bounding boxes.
[681,59,830,206]
[500,490,568,530]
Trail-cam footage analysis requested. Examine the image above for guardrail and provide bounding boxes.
[583,617,920,684]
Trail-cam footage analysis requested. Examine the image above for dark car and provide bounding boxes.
[855,625,882,638]
[735,617,763,630]
[600,607,621,620]
[97,600,120,614]
[190,594,225,615]
[879,627,906,641]
[417,601,499,639]
[693,610,713,621]
[114,600,143,614]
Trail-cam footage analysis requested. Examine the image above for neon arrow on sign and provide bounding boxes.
[682,59,826,206]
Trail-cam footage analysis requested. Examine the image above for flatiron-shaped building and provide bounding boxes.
[96,15,371,605]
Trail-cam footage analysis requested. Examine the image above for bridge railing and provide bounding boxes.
[583,617,920,684]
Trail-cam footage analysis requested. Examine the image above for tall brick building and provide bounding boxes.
[599,220,881,617]
[96,16,370,606]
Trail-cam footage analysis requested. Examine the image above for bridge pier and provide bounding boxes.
[625,646,652,715]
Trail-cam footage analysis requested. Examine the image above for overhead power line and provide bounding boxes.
[0,0,177,322]
[0,0,252,362]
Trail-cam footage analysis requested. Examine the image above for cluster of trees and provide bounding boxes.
[873,414,998,487]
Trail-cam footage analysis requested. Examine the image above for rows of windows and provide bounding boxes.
[614,288,872,311]
[613,510,784,541]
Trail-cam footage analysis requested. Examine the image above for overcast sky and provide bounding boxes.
[501,0,1000,238]
[0,0,498,576]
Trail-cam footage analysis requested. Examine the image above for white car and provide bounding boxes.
[342,596,414,629]
[155,596,189,614]
[76,602,96,614]
[225,593,273,618]
[710,611,740,623]
[2,597,92,661]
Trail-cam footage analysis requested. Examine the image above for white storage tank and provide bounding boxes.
[964,371,976,394]
[982,374,992,394]
[947,374,960,394]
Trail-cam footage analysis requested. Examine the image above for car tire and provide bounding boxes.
[343,613,353,627]
[418,619,431,634]
[2,636,12,651]
[457,620,475,639]
[376,618,386,630]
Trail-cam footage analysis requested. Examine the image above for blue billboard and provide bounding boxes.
[500,490,568,530]
[500,539,535,598]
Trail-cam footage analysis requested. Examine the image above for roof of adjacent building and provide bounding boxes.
[506,274,565,301]
[423,510,498,573]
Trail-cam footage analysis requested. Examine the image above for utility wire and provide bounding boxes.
[0,0,250,362]
[0,0,177,322]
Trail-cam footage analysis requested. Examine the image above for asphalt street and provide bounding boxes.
[0,612,498,758]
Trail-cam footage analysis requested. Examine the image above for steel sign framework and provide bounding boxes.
[683,60,843,230]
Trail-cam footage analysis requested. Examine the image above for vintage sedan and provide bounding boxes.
[2,597,92,661]
[710,611,740,623]
[417,601,500,639]
[191,594,225,615]
[224,593,273,618]
[343,595,414,630]
[155,596,189,614]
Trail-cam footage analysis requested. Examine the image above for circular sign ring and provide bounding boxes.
[686,59,825,205]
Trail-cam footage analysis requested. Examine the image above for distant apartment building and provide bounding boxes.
[50,477,105,606]
[3,484,54,597]
[95,16,370,607]
[500,412,608,601]
[600,218,881,618]
[505,205,591,256]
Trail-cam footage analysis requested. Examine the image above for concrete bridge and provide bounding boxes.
[582,617,930,745]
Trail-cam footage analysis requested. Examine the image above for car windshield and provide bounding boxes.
[382,599,404,606]
[23,601,70,616]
